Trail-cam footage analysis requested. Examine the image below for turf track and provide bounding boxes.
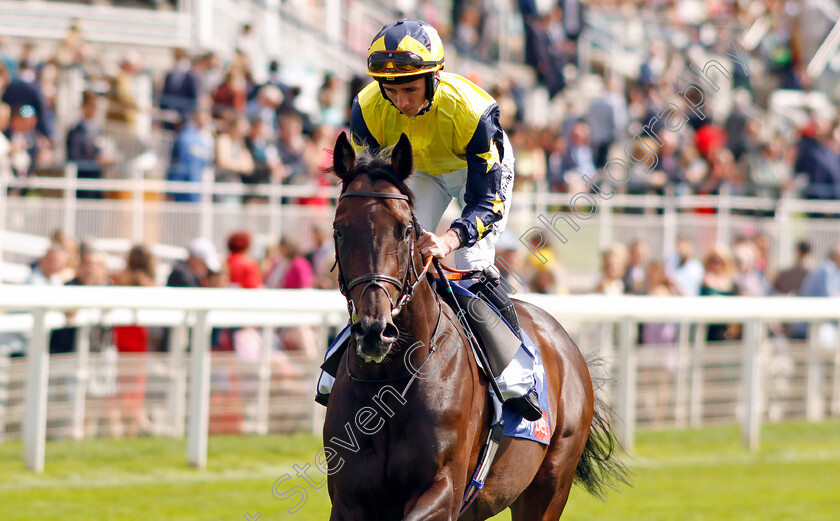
[1,420,838,520]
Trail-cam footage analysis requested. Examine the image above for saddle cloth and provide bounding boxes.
[442,280,552,446]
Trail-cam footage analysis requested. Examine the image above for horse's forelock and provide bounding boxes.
[340,149,415,206]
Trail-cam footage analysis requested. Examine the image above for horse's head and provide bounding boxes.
[332,131,420,363]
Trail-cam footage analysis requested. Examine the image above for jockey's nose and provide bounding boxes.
[352,315,399,350]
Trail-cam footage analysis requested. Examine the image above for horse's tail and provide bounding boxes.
[574,355,630,499]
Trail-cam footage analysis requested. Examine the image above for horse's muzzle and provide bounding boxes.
[351,316,399,362]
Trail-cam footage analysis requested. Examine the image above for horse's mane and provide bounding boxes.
[334,148,416,207]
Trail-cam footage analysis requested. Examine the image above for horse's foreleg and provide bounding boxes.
[402,474,459,521]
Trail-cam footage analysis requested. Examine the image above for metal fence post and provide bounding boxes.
[311,316,329,436]
[741,319,762,451]
[256,325,273,435]
[71,322,91,440]
[187,311,211,469]
[674,321,690,427]
[168,321,188,438]
[806,321,823,421]
[23,309,49,472]
[616,317,637,450]
[63,162,78,239]
[131,166,145,243]
[690,323,706,427]
[200,167,214,241]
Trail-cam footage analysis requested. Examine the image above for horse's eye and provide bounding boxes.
[404,226,413,239]
[334,229,343,240]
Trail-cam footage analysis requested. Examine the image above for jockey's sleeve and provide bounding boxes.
[349,96,380,153]
[449,103,505,249]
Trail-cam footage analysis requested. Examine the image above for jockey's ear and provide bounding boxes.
[333,131,356,181]
[391,133,413,181]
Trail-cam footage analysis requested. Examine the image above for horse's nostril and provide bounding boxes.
[351,322,364,339]
[382,323,399,342]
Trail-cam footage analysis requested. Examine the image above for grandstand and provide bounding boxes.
[1,0,839,477]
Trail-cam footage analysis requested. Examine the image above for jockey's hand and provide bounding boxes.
[416,229,461,259]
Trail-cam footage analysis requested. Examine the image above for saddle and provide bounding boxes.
[436,278,522,378]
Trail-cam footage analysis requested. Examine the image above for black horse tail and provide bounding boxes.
[574,355,631,499]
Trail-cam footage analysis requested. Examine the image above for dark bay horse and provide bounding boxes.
[324,131,625,521]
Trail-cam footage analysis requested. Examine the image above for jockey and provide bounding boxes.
[316,18,541,421]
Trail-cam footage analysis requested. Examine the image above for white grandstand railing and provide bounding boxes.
[4,166,840,280]
[1,284,838,472]
[0,0,193,48]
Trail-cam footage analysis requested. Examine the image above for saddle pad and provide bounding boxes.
[437,279,551,446]
[501,329,551,446]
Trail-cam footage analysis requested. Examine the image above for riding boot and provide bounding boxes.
[314,324,352,407]
[472,266,521,339]
[471,267,541,422]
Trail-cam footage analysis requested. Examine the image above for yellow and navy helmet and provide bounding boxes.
[366,19,445,81]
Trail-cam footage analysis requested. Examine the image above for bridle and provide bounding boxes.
[333,190,433,322]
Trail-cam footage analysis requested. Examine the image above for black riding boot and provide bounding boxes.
[472,267,541,421]
[473,266,522,339]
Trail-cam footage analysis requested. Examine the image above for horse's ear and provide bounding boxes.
[391,133,413,181]
[333,131,356,181]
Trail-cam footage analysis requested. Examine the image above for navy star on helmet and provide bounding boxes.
[366,19,445,81]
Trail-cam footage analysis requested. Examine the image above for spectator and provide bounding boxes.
[26,242,69,286]
[639,259,679,426]
[586,77,628,168]
[794,116,840,201]
[276,236,313,289]
[791,244,840,342]
[316,73,345,128]
[623,240,649,295]
[245,84,283,138]
[159,48,201,129]
[212,67,249,120]
[799,245,840,298]
[49,247,109,355]
[106,51,145,133]
[106,245,155,437]
[561,119,597,186]
[226,230,262,289]
[774,240,811,295]
[733,239,772,297]
[595,245,626,295]
[67,91,115,199]
[700,245,740,342]
[5,104,42,192]
[214,115,253,204]
[167,107,214,202]
[665,236,705,297]
[243,116,284,203]
[167,238,221,288]
[304,224,335,289]
[276,111,307,184]
[0,36,16,78]
[1,60,52,140]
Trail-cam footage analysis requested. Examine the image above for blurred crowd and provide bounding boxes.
[496,230,840,344]
[1,1,840,210]
[2,226,338,358]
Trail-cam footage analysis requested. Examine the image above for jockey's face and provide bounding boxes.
[382,77,427,117]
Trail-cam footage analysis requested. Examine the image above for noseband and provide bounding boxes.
[334,190,430,321]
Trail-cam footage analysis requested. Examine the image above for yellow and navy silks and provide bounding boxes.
[349,71,506,249]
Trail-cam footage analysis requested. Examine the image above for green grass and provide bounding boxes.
[1,421,839,520]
